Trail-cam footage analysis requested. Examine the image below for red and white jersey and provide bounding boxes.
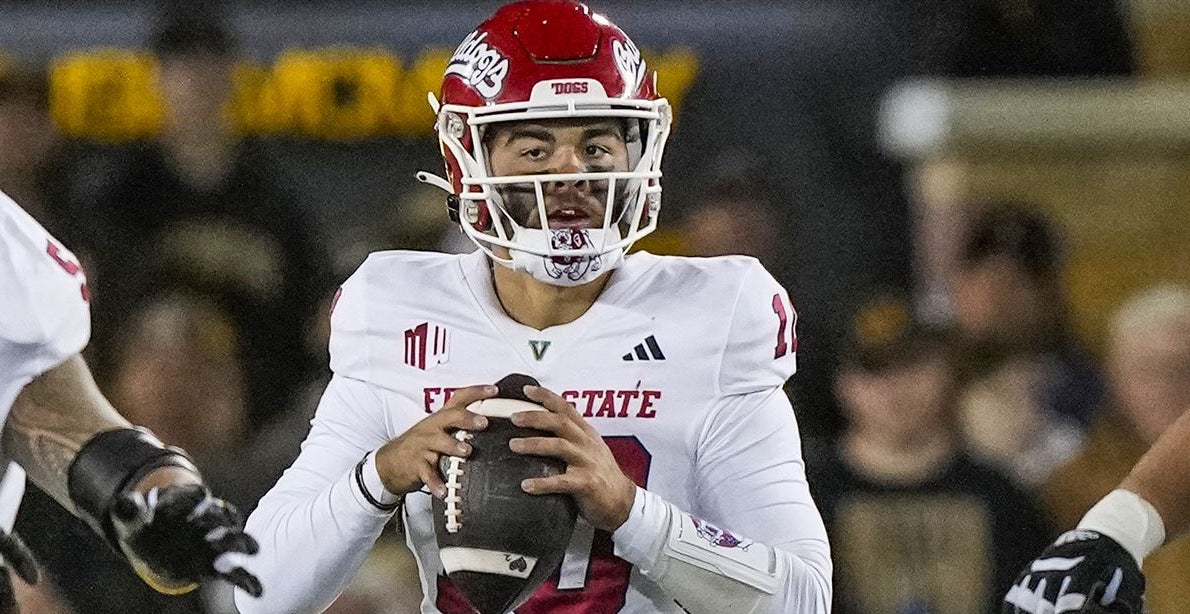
[240,249,830,614]
[0,191,90,527]
[0,191,90,430]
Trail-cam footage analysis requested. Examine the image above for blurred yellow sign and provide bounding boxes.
[48,47,699,141]
[50,49,164,141]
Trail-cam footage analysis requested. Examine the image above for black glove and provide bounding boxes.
[1002,530,1144,613]
[111,483,262,598]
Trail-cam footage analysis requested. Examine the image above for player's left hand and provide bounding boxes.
[509,384,637,532]
[111,483,262,598]
[1002,530,1144,613]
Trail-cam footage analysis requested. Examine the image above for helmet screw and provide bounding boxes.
[446,113,466,139]
[463,202,481,225]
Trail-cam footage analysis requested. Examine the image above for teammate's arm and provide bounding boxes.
[4,355,128,508]
[1,197,259,597]
[1001,405,1190,613]
[1119,405,1190,542]
[4,355,261,596]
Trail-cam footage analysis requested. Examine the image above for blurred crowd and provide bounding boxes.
[806,215,1190,613]
[3,1,1187,614]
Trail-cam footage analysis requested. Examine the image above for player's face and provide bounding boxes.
[485,118,631,230]
[954,256,1052,346]
[1110,322,1190,444]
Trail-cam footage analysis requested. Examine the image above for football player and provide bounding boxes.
[1003,406,1190,613]
[235,1,831,613]
[0,190,261,611]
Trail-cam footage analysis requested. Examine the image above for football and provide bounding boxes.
[432,373,578,614]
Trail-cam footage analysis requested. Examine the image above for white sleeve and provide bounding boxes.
[612,388,832,613]
[719,260,797,395]
[233,375,398,614]
[0,193,90,419]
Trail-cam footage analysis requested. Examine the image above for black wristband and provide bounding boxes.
[354,454,402,512]
[66,428,199,548]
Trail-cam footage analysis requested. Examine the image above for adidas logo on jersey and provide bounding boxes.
[622,335,665,361]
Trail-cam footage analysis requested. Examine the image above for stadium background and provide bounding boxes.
[1,0,1188,612]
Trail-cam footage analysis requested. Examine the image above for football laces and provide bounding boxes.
[443,430,475,533]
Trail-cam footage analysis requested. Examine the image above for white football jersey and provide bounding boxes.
[0,190,91,527]
[240,249,830,614]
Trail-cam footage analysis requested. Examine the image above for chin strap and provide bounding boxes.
[416,171,453,193]
[416,171,463,224]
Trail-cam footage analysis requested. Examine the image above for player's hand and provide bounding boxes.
[510,384,636,532]
[375,384,496,498]
[112,483,262,598]
[1002,530,1144,613]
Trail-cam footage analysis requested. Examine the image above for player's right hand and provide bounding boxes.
[374,384,496,498]
[1002,530,1144,613]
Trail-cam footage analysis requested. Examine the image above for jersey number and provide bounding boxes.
[771,293,795,359]
[46,240,90,302]
[436,436,652,614]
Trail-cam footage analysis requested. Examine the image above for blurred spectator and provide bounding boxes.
[679,176,781,267]
[0,61,53,206]
[76,9,334,429]
[952,202,1104,486]
[0,60,74,239]
[809,292,1050,614]
[1043,284,1190,614]
[201,288,342,516]
[106,290,250,466]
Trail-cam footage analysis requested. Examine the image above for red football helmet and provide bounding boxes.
[417,0,672,285]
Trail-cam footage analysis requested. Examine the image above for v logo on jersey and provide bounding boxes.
[529,340,551,361]
[622,335,665,361]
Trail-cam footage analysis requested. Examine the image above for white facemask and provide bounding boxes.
[503,227,625,287]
